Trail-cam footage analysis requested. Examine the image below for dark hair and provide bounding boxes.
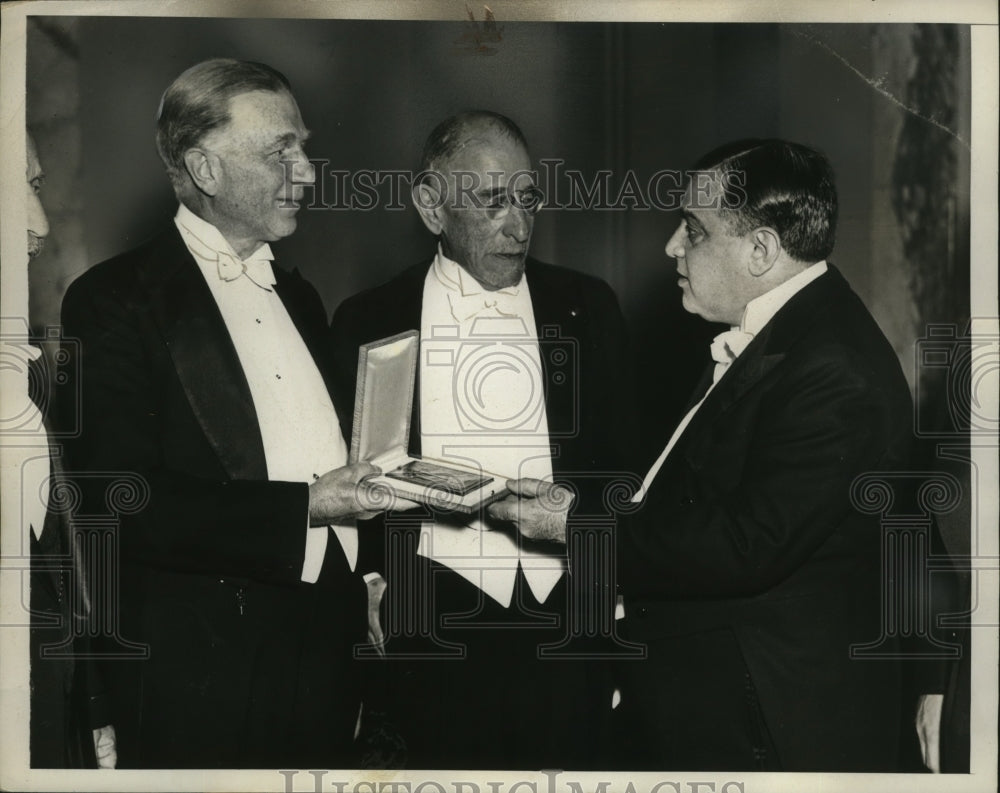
[694,139,838,263]
[155,58,291,183]
[418,110,528,179]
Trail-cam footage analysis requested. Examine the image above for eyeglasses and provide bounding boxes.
[476,186,545,220]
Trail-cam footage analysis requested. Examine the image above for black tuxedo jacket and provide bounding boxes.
[618,265,916,771]
[59,226,366,768]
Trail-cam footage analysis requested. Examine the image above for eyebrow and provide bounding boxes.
[476,183,537,197]
[268,130,311,149]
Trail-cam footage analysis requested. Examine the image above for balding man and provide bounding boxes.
[331,111,631,769]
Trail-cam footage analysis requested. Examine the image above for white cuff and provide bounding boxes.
[301,526,329,583]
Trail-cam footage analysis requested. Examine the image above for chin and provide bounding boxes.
[496,254,527,272]
[269,218,298,239]
[497,264,526,287]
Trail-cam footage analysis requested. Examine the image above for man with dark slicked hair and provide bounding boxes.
[615,139,947,771]
[60,59,382,769]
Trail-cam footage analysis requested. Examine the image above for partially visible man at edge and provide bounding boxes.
[24,131,116,769]
[58,60,384,768]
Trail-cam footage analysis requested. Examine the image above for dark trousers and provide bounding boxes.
[105,562,367,769]
[614,626,781,771]
[373,559,614,770]
[29,533,95,769]
[30,592,91,768]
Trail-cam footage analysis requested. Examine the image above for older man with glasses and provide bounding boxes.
[330,110,633,769]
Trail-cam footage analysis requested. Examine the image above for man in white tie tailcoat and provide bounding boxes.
[59,59,382,769]
[330,111,634,769]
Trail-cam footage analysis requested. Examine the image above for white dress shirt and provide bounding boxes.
[632,261,828,503]
[17,343,50,541]
[0,319,53,561]
[0,325,58,710]
[416,248,565,606]
[174,204,357,581]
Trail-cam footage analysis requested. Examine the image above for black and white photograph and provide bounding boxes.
[1,1,996,792]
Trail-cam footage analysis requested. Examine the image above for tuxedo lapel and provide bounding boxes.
[526,259,581,328]
[384,264,426,342]
[141,229,267,480]
[682,364,715,413]
[524,261,581,452]
[397,265,428,457]
[671,268,840,455]
[700,332,786,418]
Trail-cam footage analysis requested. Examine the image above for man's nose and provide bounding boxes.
[665,222,686,259]
[294,155,316,185]
[27,187,49,240]
[285,147,316,185]
[503,206,532,243]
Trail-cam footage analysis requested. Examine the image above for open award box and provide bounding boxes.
[348,330,509,513]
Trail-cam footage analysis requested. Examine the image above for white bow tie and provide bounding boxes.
[447,289,520,323]
[177,219,276,291]
[217,250,276,290]
[710,329,755,383]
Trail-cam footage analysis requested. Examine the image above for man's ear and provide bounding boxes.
[748,226,781,277]
[412,182,445,235]
[183,148,221,197]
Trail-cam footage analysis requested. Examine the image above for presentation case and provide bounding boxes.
[348,330,509,513]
